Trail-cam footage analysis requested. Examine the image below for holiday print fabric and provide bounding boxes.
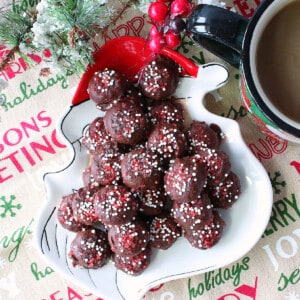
[0,1,299,299]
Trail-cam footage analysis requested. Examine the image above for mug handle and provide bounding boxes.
[187,5,249,68]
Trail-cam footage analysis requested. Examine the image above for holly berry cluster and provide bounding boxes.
[147,0,193,52]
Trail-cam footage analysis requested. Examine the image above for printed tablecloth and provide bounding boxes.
[0,1,300,299]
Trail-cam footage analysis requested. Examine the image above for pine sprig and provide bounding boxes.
[40,0,109,39]
[30,0,113,74]
[0,9,36,69]
[0,10,35,47]
[0,0,145,75]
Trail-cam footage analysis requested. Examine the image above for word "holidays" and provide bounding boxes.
[1,72,70,112]
[188,256,250,298]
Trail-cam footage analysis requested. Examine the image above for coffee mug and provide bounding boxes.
[187,0,300,143]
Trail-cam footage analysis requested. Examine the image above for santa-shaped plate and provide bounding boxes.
[35,37,272,300]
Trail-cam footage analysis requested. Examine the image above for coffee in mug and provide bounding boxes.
[255,0,300,125]
[187,0,300,143]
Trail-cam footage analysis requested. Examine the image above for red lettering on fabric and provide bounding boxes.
[290,161,300,176]
[233,0,261,18]
[248,138,288,162]
[42,288,104,300]
[217,277,258,300]
[0,111,66,184]
[0,46,43,81]
[111,16,145,38]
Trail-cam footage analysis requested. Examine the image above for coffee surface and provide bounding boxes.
[256,0,300,124]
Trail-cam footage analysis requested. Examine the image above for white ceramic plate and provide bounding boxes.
[35,39,272,300]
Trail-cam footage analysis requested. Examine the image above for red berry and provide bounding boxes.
[43,48,52,58]
[170,0,192,17]
[149,25,161,38]
[148,2,169,22]
[149,36,164,53]
[164,31,181,48]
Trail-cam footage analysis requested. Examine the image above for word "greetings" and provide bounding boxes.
[0,110,66,184]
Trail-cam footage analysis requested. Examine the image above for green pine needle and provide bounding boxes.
[0,0,142,75]
[0,10,35,48]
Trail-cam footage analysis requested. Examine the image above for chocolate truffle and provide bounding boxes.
[87,68,129,107]
[104,100,149,145]
[137,187,166,216]
[120,87,148,112]
[82,166,100,190]
[184,210,226,249]
[82,117,119,154]
[148,100,185,130]
[138,55,180,100]
[71,187,100,226]
[164,156,207,203]
[185,120,221,153]
[147,124,187,161]
[113,246,151,276]
[90,149,122,186]
[197,149,231,185]
[108,219,150,256]
[69,228,111,269]
[209,123,224,144]
[93,185,139,225]
[207,171,241,209]
[97,86,146,112]
[149,213,182,250]
[57,193,85,232]
[121,148,163,190]
[172,193,213,232]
